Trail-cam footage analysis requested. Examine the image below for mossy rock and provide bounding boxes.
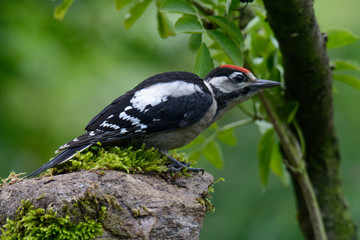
[43,144,193,177]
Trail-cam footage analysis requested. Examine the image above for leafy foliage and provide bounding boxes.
[327,29,359,49]
[332,60,360,91]
[175,16,204,33]
[124,0,153,29]
[54,0,74,20]
[194,43,214,78]
[160,0,196,14]
[257,128,287,185]
[114,0,132,10]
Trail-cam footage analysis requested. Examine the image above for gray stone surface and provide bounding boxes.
[0,170,214,239]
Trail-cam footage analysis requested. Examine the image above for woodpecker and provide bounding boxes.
[27,65,280,177]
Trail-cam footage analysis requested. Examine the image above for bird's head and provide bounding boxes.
[204,65,280,118]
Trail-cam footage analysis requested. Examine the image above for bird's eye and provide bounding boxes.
[233,73,245,82]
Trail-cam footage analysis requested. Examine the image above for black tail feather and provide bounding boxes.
[26,145,90,178]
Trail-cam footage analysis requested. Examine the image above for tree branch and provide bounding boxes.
[262,0,357,239]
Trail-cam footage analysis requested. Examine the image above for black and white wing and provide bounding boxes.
[57,71,214,152]
[27,72,213,177]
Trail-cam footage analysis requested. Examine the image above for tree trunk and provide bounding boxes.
[0,170,213,239]
[262,0,357,239]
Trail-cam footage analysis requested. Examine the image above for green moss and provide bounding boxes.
[131,206,150,218]
[197,177,225,213]
[43,144,193,177]
[0,172,25,189]
[0,198,106,240]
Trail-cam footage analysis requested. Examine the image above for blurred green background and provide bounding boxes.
[1,0,359,239]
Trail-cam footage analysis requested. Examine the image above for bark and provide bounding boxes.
[261,0,357,239]
[0,170,214,239]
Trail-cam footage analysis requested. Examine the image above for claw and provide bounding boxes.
[166,155,203,173]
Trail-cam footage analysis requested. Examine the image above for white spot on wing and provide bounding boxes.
[130,81,203,112]
[119,112,147,130]
[73,138,79,142]
[124,106,133,111]
[89,131,95,136]
[107,115,114,119]
[120,128,128,134]
[56,143,70,153]
[100,120,120,130]
[119,112,140,125]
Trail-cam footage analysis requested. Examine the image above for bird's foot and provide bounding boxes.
[166,155,203,173]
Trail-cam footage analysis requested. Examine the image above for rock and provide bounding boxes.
[0,170,214,239]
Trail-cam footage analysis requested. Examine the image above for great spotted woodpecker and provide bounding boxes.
[28,65,280,177]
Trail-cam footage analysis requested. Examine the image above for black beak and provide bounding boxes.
[253,79,281,89]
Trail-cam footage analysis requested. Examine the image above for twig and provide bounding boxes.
[219,118,253,132]
[258,92,327,240]
[190,0,214,16]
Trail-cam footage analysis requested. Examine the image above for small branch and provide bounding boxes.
[190,0,214,16]
[198,118,253,151]
[258,93,327,240]
[219,118,253,132]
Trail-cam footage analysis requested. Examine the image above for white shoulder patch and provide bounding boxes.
[130,81,203,112]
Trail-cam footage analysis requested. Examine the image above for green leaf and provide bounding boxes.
[212,52,232,63]
[269,142,287,184]
[157,11,176,38]
[333,74,360,91]
[114,0,132,10]
[333,60,360,71]
[258,128,275,185]
[327,29,359,49]
[243,16,261,33]
[217,128,237,146]
[124,0,153,29]
[194,43,214,78]
[226,0,240,15]
[181,135,205,149]
[285,101,299,124]
[206,15,244,49]
[208,122,218,130]
[160,0,196,14]
[207,30,243,66]
[189,34,202,52]
[54,0,74,20]
[188,150,201,162]
[255,120,273,135]
[203,141,223,168]
[174,16,204,33]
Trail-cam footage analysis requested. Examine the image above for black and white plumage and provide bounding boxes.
[27,65,280,177]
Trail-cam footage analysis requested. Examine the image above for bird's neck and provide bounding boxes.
[209,85,253,123]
